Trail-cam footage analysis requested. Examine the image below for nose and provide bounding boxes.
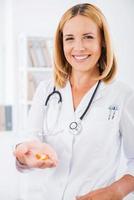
[73,39,85,51]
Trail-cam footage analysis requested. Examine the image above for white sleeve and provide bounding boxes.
[26,81,47,135]
[13,82,48,173]
[120,91,134,177]
[15,81,49,172]
[15,80,49,145]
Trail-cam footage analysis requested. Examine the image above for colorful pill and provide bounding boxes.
[35,153,49,160]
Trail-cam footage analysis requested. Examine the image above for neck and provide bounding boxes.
[70,71,97,90]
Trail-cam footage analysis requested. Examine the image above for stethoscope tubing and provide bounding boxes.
[45,87,62,106]
[43,80,101,136]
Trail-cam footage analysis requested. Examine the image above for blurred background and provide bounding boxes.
[0,0,134,199]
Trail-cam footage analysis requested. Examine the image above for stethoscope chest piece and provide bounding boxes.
[69,120,82,135]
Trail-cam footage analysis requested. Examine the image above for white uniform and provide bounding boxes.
[25,79,134,200]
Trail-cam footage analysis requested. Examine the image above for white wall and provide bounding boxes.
[0,0,6,103]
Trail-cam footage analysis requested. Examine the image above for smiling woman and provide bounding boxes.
[14,3,134,200]
[54,3,117,89]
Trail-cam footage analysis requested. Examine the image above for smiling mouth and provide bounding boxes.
[72,55,91,61]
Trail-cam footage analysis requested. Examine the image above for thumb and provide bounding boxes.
[14,143,29,157]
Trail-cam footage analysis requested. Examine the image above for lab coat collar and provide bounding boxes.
[95,79,116,101]
[61,79,115,116]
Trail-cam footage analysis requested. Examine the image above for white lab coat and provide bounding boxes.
[21,78,134,200]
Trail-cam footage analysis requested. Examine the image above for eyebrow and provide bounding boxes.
[63,34,74,37]
[63,32,95,37]
[83,32,95,36]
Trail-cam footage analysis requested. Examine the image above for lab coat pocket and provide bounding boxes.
[83,107,120,151]
[90,106,119,122]
[92,120,119,150]
[89,106,119,130]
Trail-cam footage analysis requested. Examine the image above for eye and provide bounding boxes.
[84,35,94,39]
[64,37,74,41]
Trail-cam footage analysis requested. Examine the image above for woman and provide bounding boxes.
[14,3,134,200]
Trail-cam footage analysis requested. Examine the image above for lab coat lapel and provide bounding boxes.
[92,81,107,102]
[59,80,108,129]
[74,81,107,117]
[59,81,75,131]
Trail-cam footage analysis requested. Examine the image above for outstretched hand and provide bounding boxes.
[14,139,58,169]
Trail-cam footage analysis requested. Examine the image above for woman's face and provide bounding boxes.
[62,15,102,75]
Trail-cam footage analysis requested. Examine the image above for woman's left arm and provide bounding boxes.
[110,174,134,197]
[77,90,134,200]
[76,174,134,200]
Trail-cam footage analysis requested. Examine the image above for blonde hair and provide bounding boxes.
[53,3,117,88]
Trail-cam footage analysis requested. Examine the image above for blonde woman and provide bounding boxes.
[14,3,134,200]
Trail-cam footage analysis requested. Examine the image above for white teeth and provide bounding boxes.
[73,55,89,60]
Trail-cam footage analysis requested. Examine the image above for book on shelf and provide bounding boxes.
[41,40,52,67]
[0,105,13,131]
[28,38,52,68]
[27,72,37,101]
[27,71,52,101]
[28,40,39,67]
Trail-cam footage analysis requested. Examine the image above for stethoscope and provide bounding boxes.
[41,80,101,138]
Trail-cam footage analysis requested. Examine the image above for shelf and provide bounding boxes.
[17,35,53,130]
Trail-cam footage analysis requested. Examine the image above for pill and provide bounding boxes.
[35,153,49,160]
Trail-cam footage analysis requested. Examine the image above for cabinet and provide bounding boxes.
[17,35,53,131]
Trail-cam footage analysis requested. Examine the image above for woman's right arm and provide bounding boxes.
[14,81,58,169]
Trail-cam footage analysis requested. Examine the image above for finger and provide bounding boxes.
[38,162,55,169]
[24,151,56,168]
[23,152,41,168]
[34,154,58,169]
[44,150,58,162]
[49,152,58,161]
[14,144,30,164]
[42,159,57,167]
[37,159,57,169]
[14,143,29,156]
